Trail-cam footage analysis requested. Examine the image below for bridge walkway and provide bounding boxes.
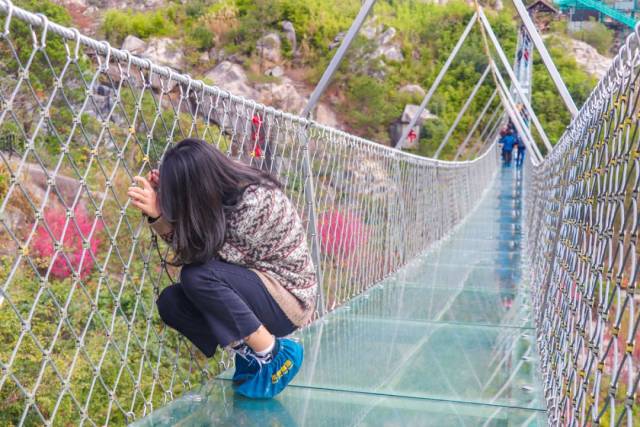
[133,166,546,426]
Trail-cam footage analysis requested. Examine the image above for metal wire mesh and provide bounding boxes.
[0,3,498,425]
[525,28,640,426]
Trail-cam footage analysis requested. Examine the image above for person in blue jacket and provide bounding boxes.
[499,129,516,166]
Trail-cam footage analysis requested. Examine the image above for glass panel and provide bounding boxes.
[280,316,542,409]
[131,379,546,427]
[435,237,522,253]
[394,263,523,290]
[420,248,522,268]
[347,284,531,327]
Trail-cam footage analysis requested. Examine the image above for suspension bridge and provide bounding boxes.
[556,0,638,29]
[0,0,636,426]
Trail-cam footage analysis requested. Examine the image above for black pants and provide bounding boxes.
[502,149,513,165]
[157,259,296,357]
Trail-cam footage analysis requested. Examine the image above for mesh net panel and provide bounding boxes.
[525,30,640,426]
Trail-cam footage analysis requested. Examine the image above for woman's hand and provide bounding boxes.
[128,175,160,219]
[147,169,160,189]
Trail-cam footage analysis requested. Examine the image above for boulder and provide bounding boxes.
[566,38,612,79]
[271,155,292,178]
[315,104,339,128]
[329,32,345,50]
[142,37,185,71]
[24,163,84,207]
[399,84,426,99]
[3,160,94,220]
[200,62,259,145]
[331,158,395,199]
[198,51,210,64]
[85,84,116,120]
[256,33,282,64]
[389,104,437,149]
[97,0,164,8]
[256,77,307,114]
[401,104,436,123]
[0,209,26,243]
[369,60,388,80]
[105,36,184,93]
[204,61,258,100]
[265,66,285,78]
[362,15,382,40]
[208,47,226,63]
[281,21,297,53]
[379,27,397,45]
[226,53,247,65]
[121,35,146,55]
[375,45,404,62]
[362,23,382,40]
[104,61,178,94]
[363,24,404,63]
[65,0,88,7]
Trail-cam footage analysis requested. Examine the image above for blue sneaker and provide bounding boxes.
[233,338,303,399]
[232,348,259,385]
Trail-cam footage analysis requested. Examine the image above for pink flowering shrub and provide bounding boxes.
[318,210,368,260]
[32,206,103,279]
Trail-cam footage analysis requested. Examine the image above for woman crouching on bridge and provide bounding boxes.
[127,138,317,399]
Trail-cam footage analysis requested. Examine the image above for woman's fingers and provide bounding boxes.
[128,179,159,218]
[128,195,153,215]
[128,187,148,199]
[133,176,153,192]
[128,188,152,207]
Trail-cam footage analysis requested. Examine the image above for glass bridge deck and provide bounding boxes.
[133,167,545,426]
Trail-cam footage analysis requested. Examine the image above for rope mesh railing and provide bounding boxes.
[0,3,498,425]
[525,28,640,426]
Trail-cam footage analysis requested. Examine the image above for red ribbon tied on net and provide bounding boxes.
[252,114,263,157]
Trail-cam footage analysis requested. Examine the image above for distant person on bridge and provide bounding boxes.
[127,138,317,399]
[515,131,526,167]
[499,127,517,166]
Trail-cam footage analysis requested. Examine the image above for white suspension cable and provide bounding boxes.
[454,89,498,160]
[434,65,491,159]
[477,8,553,152]
[511,0,578,117]
[395,12,478,149]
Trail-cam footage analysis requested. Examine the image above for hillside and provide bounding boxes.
[16,0,607,158]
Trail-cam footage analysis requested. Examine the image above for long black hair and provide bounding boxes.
[158,138,280,264]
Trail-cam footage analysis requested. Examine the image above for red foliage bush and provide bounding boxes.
[32,206,103,279]
[318,210,368,260]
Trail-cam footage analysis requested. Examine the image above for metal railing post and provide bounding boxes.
[394,13,478,149]
[299,0,377,315]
